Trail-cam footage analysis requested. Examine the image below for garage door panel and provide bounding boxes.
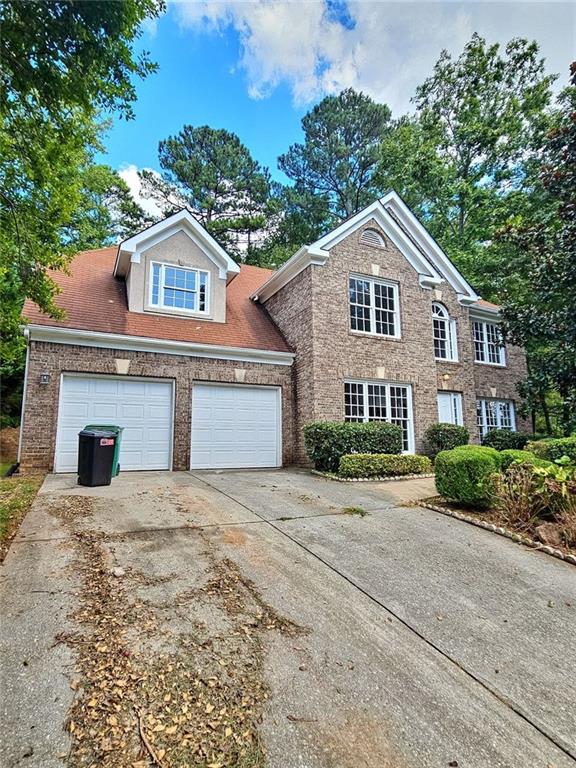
[191,384,280,469]
[55,375,173,472]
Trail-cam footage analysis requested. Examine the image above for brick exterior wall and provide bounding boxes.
[20,341,294,471]
[264,218,529,459]
[265,269,314,463]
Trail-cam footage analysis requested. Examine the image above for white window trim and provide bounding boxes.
[472,320,506,367]
[344,379,415,454]
[432,303,458,362]
[349,274,401,340]
[437,391,463,426]
[149,261,210,315]
[476,398,516,437]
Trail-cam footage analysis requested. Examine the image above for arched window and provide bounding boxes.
[432,303,457,361]
[359,228,385,248]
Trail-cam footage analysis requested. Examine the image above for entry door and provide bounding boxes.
[437,392,463,426]
[191,384,281,469]
[55,375,173,472]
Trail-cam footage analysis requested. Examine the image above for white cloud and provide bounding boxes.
[118,164,164,218]
[171,0,574,113]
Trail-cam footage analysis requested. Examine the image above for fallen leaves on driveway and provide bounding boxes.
[49,495,305,767]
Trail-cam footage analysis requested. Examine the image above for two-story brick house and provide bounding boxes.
[19,192,528,472]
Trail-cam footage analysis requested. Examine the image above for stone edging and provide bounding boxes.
[311,470,435,483]
[418,502,576,567]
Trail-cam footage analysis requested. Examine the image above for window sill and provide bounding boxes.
[435,358,460,365]
[349,330,402,342]
[144,305,214,321]
[474,360,507,369]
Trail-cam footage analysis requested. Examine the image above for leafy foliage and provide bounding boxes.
[499,63,576,435]
[303,421,402,473]
[423,423,469,459]
[497,449,550,471]
[0,0,163,120]
[339,453,432,479]
[526,437,576,463]
[481,429,534,451]
[280,89,391,221]
[140,126,276,256]
[375,34,555,297]
[434,445,501,506]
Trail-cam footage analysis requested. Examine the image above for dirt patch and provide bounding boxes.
[221,529,247,547]
[51,495,306,767]
[0,426,19,465]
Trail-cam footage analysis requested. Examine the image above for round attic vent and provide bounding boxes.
[360,228,385,248]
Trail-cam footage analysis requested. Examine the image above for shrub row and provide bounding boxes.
[526,437,576,463]
[481,428,536,451]
[339,453,432,479]
[303,421,403,473]
[423,423,469,459]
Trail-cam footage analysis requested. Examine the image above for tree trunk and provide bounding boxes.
[540,395,552,435]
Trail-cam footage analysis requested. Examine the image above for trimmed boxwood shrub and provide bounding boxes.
[303,421,403,472]
[526,437,576,463]
[498,449,552,471]
[423,423,469,459]
[435,445,501,506]
[482,429,534,451]
[339,453,432,478]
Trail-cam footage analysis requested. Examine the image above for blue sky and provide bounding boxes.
[100,1,575,208]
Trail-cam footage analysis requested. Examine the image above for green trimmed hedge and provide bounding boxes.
[303,421,403,472]
[423,423,469,459]
[482,429,534,451]
[435,445,500,506]
[526,437,576,463]
[339,453,432,479]
[498,449,551,471]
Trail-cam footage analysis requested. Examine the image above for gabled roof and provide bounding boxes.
[24,248,291,356]
[114,209,240,282]
[253,191,480,305]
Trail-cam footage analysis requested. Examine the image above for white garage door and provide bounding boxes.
[191,384,281,469]
[55,375,173,472]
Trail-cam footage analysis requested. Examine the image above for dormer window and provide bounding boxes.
[150,262,209,313]
[432,302,458,361]
[360,228,385,248]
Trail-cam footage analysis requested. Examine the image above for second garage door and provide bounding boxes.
[191,384,281,469]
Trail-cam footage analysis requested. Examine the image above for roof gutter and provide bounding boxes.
[27,325,295,367]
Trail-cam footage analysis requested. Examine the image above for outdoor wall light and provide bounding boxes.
[39,372,51,385]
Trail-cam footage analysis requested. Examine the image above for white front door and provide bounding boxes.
[55,375,173,472]
[191,383,281,469]
[437,391,463,426]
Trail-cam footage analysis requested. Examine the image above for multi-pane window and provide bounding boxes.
[476,399,515,437]
[150,263,209,313]
[432,303,457,361]
[349,276,399,338]
[472,321,505,365]
[344,381,413,452]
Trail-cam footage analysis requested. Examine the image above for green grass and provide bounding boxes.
[0,462,13,478]
[342,506,367,517]
[0,474,44,561]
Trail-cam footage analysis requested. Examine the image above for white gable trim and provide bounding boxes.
[253,194,482,304]
[27,325,294,366]
[380,191,479,303]
[253,202,445,303]
[114,209,240,281]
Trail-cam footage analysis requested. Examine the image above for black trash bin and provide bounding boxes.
[77,429,116,487]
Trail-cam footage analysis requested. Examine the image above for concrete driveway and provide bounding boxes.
[1,469,575,767]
